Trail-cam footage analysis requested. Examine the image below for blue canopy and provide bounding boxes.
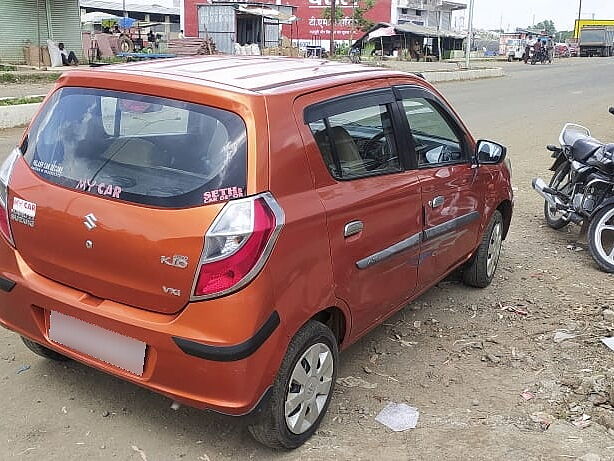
[118,17,136,28]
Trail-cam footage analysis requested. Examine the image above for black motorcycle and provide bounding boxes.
[531,46,552,65]
[532,108,614,272]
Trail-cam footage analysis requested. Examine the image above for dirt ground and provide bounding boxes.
[1,58,614,460]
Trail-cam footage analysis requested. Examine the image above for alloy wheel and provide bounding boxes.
[285,343,334,435]
[486,222,503,277]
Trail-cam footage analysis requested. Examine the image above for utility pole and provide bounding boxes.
[464,0,474,69]
[576,0,582,37]
[329,0,336,56]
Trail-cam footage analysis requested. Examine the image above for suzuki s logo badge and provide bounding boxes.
[84,213,98,230]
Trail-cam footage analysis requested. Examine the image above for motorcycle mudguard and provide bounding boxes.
[549,153,567,171]
[590,197,614,219]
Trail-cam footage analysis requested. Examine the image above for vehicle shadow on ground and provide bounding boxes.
[29,269,474,458]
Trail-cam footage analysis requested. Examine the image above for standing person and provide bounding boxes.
[58,43,79,66]
[178,30,185,39]
[533,37,543,62]
[524,35,536,63]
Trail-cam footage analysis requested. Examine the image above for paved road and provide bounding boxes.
[1,57,614,460]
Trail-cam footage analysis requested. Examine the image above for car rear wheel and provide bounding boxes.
[21,337,69,361]
[248,320,338,449]
[462,210,503,288]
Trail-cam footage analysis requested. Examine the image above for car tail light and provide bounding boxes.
[0,149,20,246]
[192,192,284,299]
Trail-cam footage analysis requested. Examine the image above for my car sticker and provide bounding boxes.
[203,186,245,204]
[10,197,36,227]
[75,179,122,198]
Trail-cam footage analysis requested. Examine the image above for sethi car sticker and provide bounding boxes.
[203,187,245,204]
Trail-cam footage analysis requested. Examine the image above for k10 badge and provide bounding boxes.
[10,197,36,227]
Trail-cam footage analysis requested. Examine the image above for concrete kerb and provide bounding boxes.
[423,67,504,83]
[374,60,505,83]
[0,102,41,129]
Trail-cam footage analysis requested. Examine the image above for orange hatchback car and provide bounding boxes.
[0,57,512,448]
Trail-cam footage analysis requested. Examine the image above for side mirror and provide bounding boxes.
[476,140,507,164]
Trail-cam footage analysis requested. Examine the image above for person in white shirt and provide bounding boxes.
[524,35,537,63]
[59,43,79,66]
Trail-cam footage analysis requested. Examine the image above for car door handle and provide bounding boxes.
[429,196,445,208]
[344,220,364,238]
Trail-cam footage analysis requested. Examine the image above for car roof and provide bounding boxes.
[100,56,410,94]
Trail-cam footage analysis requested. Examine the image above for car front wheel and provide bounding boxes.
[248,320,338,449]
[462,210,504,288]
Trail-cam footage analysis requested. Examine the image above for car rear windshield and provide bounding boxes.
[21,87,247,208]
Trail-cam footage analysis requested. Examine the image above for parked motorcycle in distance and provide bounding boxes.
[532,108,614,272]
[530,46,552,65]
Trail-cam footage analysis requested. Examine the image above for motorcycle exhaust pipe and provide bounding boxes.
[532,177,559,209]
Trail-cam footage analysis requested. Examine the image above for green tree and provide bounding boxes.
[531,20,556,35]
[352,0,376,32]
[321,6,344,24]
[322,0,376,30]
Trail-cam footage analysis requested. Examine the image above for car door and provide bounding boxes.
[394,85,483,286]
[294,85,423,337]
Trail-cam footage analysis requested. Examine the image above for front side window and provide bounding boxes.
[22,87,247,208]
[309,103,400,180]
[400,97,464,166]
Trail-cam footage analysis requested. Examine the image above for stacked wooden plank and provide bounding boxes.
[167,38,217,56]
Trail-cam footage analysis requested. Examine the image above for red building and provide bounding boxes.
[183,0,392,48]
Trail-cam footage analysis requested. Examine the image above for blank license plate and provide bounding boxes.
[48,311,146,376]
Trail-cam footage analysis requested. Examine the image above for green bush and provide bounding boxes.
[0,96,45,106]
[0,72,61,84]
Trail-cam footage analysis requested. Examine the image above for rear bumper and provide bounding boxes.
[0,252,284,416]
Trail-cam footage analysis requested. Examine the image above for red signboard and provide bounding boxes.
[284,0,392,45]
[183,0,392,45]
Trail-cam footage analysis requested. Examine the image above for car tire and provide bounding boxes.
[21,336,69,361]
[462,210,504,288]
[588,204,614,273]
[544,163,572,230]
[248,320,338,449]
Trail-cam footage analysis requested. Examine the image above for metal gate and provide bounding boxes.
[198,5,236,54]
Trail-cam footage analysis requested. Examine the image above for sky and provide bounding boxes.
[455,0,614,32]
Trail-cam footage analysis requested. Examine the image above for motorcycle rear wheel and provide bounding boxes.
[544,162,572,229]
[588,204,614,273]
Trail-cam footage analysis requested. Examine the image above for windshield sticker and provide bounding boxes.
[75,180,122,198]
[10,197,36,227]
[203,187,245,204]
[31,159,64,177]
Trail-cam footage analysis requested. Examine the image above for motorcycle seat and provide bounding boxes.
[571,137,604,161]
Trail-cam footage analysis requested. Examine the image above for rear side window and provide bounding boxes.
[22,87,247,208]
[308,103,400,180]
